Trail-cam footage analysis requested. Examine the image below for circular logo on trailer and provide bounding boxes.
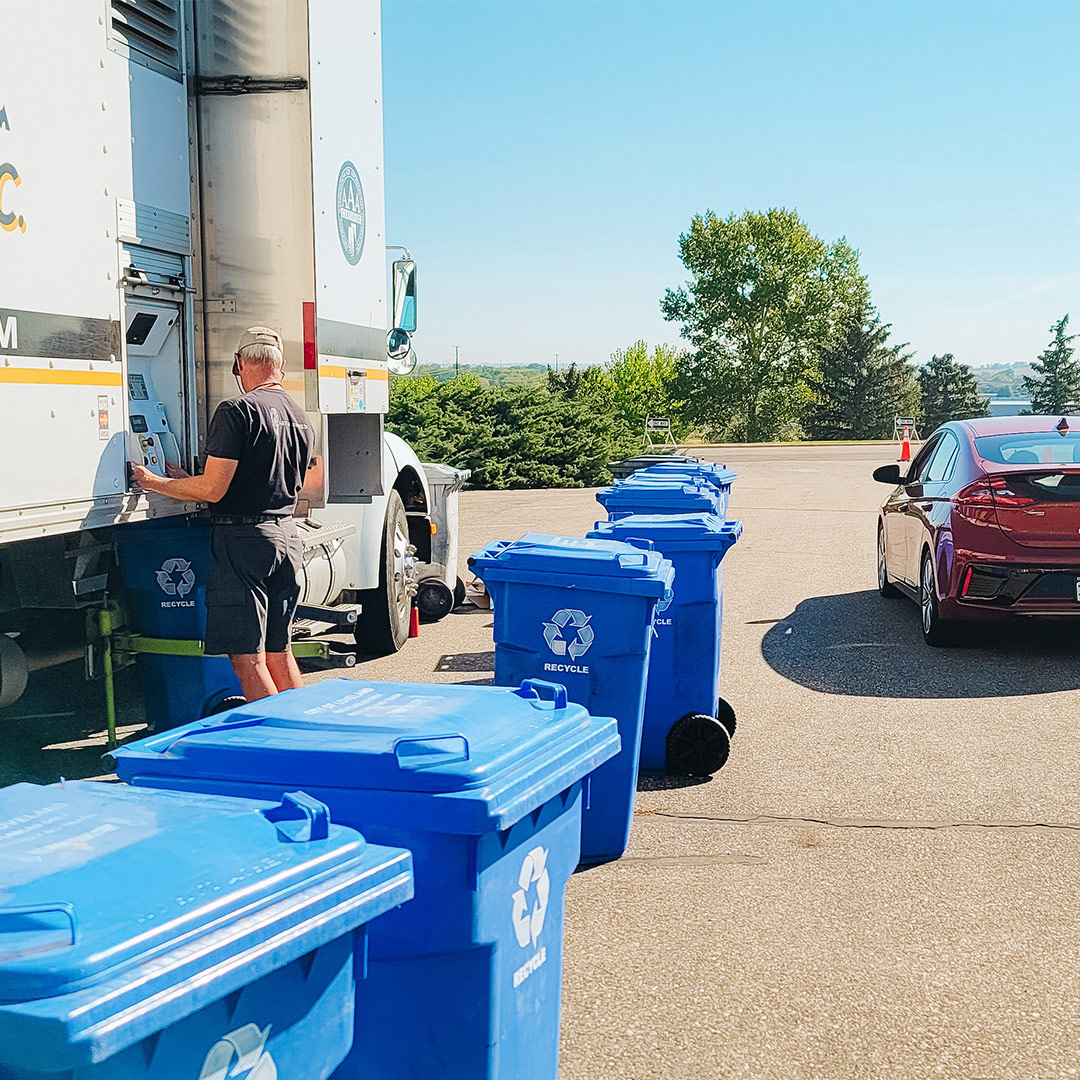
[511,845,550,948]
[542,608,594,660]
[335,161,366,266]
[156,557,195,597]
[198,1023,277,1080]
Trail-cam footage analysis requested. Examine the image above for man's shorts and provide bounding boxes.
[205,519,303,656]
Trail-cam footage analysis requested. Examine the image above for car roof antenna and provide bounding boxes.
[1056,417,1070,436]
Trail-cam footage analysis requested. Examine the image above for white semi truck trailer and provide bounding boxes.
[0,0,444,713]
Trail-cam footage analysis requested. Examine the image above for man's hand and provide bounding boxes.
[130,463,164,493]
[129,455,238,503]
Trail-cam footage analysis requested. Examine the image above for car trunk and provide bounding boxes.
[991,470,1080,548]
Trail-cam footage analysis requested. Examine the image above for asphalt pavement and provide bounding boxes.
[350,443,1080,1080]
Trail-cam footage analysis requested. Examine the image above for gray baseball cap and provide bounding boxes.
[235,326,283,353]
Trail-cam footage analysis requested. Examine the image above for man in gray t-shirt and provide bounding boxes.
[133,327,314,702]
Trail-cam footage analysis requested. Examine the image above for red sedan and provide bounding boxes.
[874,415,1080,645]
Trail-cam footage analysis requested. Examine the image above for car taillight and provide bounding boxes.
[956,479,994,505]
[988,477,1036,507]
[956,477,1036,507]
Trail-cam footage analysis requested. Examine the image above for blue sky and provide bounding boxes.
[382,0,1080,374]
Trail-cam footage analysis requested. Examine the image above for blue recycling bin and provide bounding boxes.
[469,534,674,863]
[639,462,737,517]
[588,514,743,775]
[0,780,412,1080]
[113,678,620,1080]
[114,516,241,729]
[596,479,722,520]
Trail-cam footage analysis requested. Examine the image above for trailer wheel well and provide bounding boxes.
[394,467,431,563]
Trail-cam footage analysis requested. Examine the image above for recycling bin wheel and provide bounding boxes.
[667,713,731,776]
[203,695,247,717]
[416,578,455,622]
[717,696,737,737]
[454,575,467,608]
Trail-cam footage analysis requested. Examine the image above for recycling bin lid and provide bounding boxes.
[643,463,737,484]
[114,680,622,833]
[421,462,471,488]
[589,513,743,551]
[0,780,411,1002]
[469,533,674,597]
[596,482,718,510]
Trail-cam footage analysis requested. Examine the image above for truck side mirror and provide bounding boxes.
[873,464,904,485]
[392,258,417,333]
[387,327,416,375]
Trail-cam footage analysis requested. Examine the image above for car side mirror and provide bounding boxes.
[873,464,905,485]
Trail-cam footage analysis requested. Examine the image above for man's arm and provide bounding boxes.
[132,456,238,503]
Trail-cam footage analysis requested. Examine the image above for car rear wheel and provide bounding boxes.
[877,524,901,598]
[920,551,955,647]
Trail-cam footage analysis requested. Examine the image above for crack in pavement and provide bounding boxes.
[637,811,1080,833]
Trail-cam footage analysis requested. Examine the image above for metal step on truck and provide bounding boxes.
[0,0,463,741]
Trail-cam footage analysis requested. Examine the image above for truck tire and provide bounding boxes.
[355,490,411,656]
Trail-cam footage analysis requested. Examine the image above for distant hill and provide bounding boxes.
[971,363,1034,399]
[410,363,549,389]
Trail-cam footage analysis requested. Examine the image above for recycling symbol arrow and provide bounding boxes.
[155,557,196,597]
[542,608,594,659]
[511,845,550,948]
[198,1023,277,1080]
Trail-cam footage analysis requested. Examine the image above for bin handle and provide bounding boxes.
[393,734,470,770]
[262,791,330,843]
[0,902,78,954]
[516,679,568,711]
[622,537,655,553]
[151,713,267,752]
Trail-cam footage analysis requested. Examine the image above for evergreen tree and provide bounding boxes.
[1023,315,1080,414]
[803,308,920,439]
[918,354,989,431]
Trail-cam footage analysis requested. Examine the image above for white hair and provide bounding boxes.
[237,342,283,369]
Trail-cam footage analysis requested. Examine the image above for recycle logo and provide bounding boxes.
[198,1023,276,1080]
[511,845,550,948]
[156,557,195,597]
[542,609,594,659]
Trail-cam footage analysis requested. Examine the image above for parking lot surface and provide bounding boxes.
[355,443,1080,1080]
[6,443,1079,1078]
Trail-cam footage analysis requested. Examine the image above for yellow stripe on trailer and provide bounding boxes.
[0,367,123,386]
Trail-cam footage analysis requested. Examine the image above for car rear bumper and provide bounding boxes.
[949,563,1080,616]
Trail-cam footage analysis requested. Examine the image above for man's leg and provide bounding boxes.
[265,648,303,692]
[228,652,278,701]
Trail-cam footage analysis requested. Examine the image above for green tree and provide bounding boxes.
[918,354,989,431]
[387,371,636,489]
[1023,315,1080,414]
[803,308,921,439]
[605,341,689,440]
[662,208,869,442]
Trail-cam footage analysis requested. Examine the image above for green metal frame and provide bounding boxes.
[89,604,329,750]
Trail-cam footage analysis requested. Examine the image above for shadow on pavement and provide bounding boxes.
[0,660,146,786]
[436,651,496,673]
[761,590,1080,698]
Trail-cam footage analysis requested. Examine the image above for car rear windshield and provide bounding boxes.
[974,432,1080,465]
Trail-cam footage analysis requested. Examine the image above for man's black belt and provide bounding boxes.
[210,514,291,525]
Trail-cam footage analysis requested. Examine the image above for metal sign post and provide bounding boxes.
[893,416,921,444]
[644,416,677,451]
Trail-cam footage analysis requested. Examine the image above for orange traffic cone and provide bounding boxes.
[900,424,911,462]
[409,604,420,639]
